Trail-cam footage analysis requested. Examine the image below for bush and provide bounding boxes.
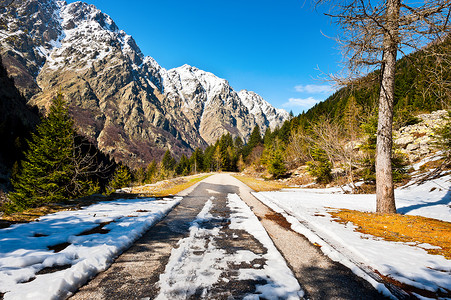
[267,149,287,179]
[108,165,132,190]
[306,148,332,184]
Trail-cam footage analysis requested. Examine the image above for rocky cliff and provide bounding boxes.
[0,56,40,189]
[0,0,289,167]
[394,110,448,162]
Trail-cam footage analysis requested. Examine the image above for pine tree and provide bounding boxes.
[237,154,245,171]
[203,145,215,171]
[243,125,262,159]
[162,150,176,171]
[134,167,146,184]
[306,147,332,184]
[267,148,287,179]
[175,154,191,176]
[343,95,362,140]
[145,160,157,183]
[213,146,221,171]
[278,121,291,145]
[219,133,235,171]
[9,93,94,211]
[108,165,132,190]
[263,128,273,147]
[234,136,244,154]
[190,148,204,173]
[248,125,263,147]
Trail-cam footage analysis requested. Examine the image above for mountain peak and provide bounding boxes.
[238,90,289,130]
[1,1,289,166]
[62,1,119,33]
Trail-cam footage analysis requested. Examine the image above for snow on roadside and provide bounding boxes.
[155,195,303,299]
[0,197,181,299]
[227,193,303,299]
[253,175,451,297]
[155,197,222,299]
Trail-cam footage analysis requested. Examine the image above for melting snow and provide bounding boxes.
[0,197,181,299]
[155,195,303,299]
[253,174,451,298]
[227,193,303,299]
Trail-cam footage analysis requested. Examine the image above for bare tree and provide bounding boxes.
[285,127,311,168]
[71,136,113,196]
[308,117,363,190]
[316,0,451,213]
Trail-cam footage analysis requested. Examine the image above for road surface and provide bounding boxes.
[71,174,385,299]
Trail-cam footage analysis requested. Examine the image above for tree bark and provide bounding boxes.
[376,0,400,214]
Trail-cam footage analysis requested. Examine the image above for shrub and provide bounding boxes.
[307,148,332,184]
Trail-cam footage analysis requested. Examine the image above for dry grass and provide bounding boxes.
[264,211,292,230]
[418,158,448,171]
[1,204,69,223]
[1,174,211,225]
[329,209,451,259]
[233,175,289,192]
[131,174,212,197]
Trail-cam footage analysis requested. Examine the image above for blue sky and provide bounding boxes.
[67,0,340,115]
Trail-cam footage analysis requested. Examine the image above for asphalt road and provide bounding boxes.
[70,174,387,300]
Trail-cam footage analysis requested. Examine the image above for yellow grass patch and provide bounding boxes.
[2,174,211,224]
[233,175,288,192]
[329,209,451,259]
[131,174,212,197]
[2,204,69,223]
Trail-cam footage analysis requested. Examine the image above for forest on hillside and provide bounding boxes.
[1,35,450,213]
[128,36,451,190]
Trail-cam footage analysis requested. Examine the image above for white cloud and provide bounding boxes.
[294,84,334,94]
[282,97,321,108]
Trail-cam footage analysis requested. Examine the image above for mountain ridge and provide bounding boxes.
[0,0,289,167]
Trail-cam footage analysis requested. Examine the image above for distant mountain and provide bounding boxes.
[238,90,289,133]
[0,0,289,167]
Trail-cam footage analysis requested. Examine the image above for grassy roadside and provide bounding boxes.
[329,209,451,259]
[132,173,212,197]
[233,174,289,192]
[1,174,212,225]
[235,174,451,261]
[1,204,67,224]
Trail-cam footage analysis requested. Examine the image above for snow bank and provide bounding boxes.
[0,197,181,299]
[253,175,451,297]
[228,193,304,299]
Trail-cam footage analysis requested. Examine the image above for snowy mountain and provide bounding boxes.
[161,65,256,145]
[238,90,290,133]
[0,0,289,166]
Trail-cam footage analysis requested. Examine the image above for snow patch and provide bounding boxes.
[155,195,303,299]
[155,197,223,299]
[253,174,451,296]
[0,197,181,299]
[228,194,303,299]
[238,90,290,130]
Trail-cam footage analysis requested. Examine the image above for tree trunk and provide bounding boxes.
[376,0,400,214]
